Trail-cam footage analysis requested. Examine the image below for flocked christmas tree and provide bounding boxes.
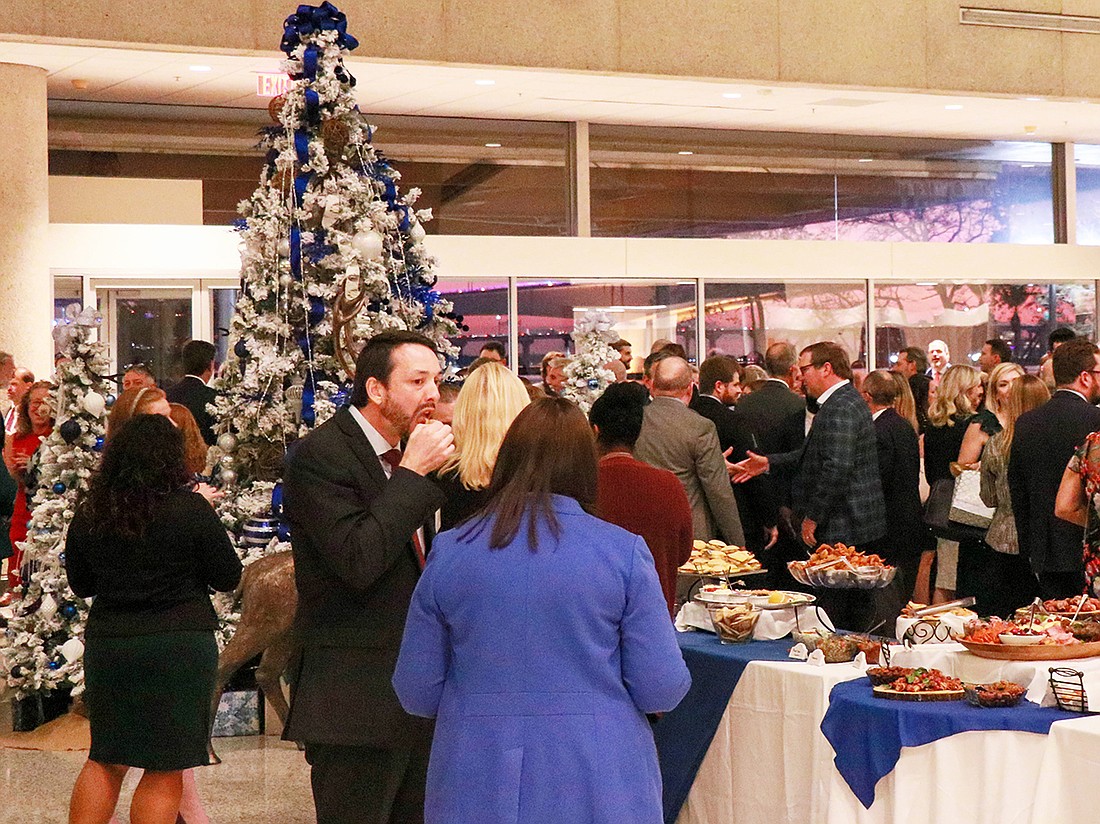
[209,3,461,575]
[0,305,112,698]
[560,309,620,414]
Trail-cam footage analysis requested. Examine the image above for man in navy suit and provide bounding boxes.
[165,339,218,445]
[1010,338,1100,599]
[732,342,886,550]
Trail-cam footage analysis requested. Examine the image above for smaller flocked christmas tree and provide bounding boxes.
[0,305,113,698]
[560,309,620,413]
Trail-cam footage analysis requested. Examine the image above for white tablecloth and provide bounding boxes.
[676,658,863,824]
[674,651,1096,824]
[1031,715,1100,821]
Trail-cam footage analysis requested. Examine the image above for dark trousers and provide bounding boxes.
[304,743,428,824]
[988,551,1038,618]
[1037,569,1087,601]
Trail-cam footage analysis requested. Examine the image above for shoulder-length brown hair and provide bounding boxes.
[107,387,167,441]
[169,403,209,475]
[461,397,597,550]
[15,381,54,436]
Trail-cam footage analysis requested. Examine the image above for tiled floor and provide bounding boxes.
[0,735,314,824]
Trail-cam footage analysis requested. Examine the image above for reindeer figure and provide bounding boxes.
[212,551,297,729]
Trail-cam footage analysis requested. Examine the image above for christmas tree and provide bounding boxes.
[560,309,620,413]
[212,1,459,499]
[0,305,112,698]
[208,3,463,625]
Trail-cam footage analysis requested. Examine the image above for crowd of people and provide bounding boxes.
[5,324,1100,823]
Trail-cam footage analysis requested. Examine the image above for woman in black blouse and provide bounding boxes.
[65,414,242,824]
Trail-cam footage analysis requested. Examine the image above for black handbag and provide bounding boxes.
[923,477,986,542]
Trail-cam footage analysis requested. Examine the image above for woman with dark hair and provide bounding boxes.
[65,414,242,824]
[393,398,690,824]
[590,381,693,617]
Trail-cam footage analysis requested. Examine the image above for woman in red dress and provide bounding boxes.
[3,380,54,596]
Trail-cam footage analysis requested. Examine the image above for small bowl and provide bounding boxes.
[707,604,760,644]
[999,633,1043,646]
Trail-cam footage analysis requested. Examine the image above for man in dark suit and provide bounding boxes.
[691,355,778,555]
[732,341,886,550]
[735,342,807,587]
[1010,338,1100,599]
[165,339,218,445]
[282,330,455,824]
[893,346,931,431]
[862,370,929,600]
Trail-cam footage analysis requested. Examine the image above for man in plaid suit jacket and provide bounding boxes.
[732,342,886,549]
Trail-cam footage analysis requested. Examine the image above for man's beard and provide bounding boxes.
[380,396,434,438]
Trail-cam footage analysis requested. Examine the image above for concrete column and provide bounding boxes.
[0,63,51,379]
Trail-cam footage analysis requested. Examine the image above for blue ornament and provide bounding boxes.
[234,339,249,359]
[59,553,65,563]
[587,378,600,390]
[48,660,61,670]
[271,482,284,518]
[61,604,78,618]
[105,393,116,409]
[93,436,105,452]
[59,419,82,444]
[52,482,66,494]
[276,522,292,543]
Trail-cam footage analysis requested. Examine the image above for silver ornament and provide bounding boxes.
[216,433,238,452]
[219,469,237,486]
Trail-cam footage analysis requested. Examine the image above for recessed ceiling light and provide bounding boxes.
[189,65,212,72]
[474,79,496,86]
[484,142,502,148]
[678,151,694,156]
[945,104,964,110]
[858,158,873,163]
[1024,125,1038,134]
[1024,97,1042,101]
[1020,163,1036,168]
[721,92,742,99]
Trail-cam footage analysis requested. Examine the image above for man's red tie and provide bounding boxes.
[380,448,427,569]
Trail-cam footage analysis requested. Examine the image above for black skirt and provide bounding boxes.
[84,630,218,771]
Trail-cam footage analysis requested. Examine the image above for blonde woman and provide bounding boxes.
[981,375,1048,614]
[435,363,530,531]
[922,364,982,602]
[958,361,1026,465]
[887,370,920,434]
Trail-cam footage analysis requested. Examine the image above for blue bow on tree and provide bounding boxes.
[280,2,359,57]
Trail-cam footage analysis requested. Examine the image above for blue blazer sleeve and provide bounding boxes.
[392,549,450,718]
[621,536,692,713]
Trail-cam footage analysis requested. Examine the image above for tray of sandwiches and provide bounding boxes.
[678,540,765,578]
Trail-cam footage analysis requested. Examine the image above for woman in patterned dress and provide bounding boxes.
[1055,429,1100,596]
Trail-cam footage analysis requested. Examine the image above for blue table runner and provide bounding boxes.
[821,678,1081,809]
[654,634,795,824]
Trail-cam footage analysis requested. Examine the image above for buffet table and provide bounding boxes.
[666,632,1097,824]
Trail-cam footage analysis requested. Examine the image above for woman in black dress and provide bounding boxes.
[65,414,242,824]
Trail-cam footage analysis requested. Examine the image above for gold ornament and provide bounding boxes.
[268,94,288,123]
[322,119,351,159]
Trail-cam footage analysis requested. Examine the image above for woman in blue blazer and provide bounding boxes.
[394,397,691,824]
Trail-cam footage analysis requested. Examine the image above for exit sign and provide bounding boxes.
[256,73,293,97]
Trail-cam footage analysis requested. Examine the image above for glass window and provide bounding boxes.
[873,282,1095,370]
[368,115,570,236]
[212,288,239,367]
[590,126,1053,243]
[434,277,510,366]
[703,282,868,365]
[515,279,697,380]
[1075,144,1100,245]
[110,290,193,387]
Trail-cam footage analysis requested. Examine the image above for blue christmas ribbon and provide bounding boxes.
[289,225,302,280]
[280,2,360,58]
[308,296,325,327]
[301,374,316,426]
[271,482,284,517]
[304,88,320,123]
[303,45,319,80]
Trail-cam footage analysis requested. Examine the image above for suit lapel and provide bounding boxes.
[335,409,387,489]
